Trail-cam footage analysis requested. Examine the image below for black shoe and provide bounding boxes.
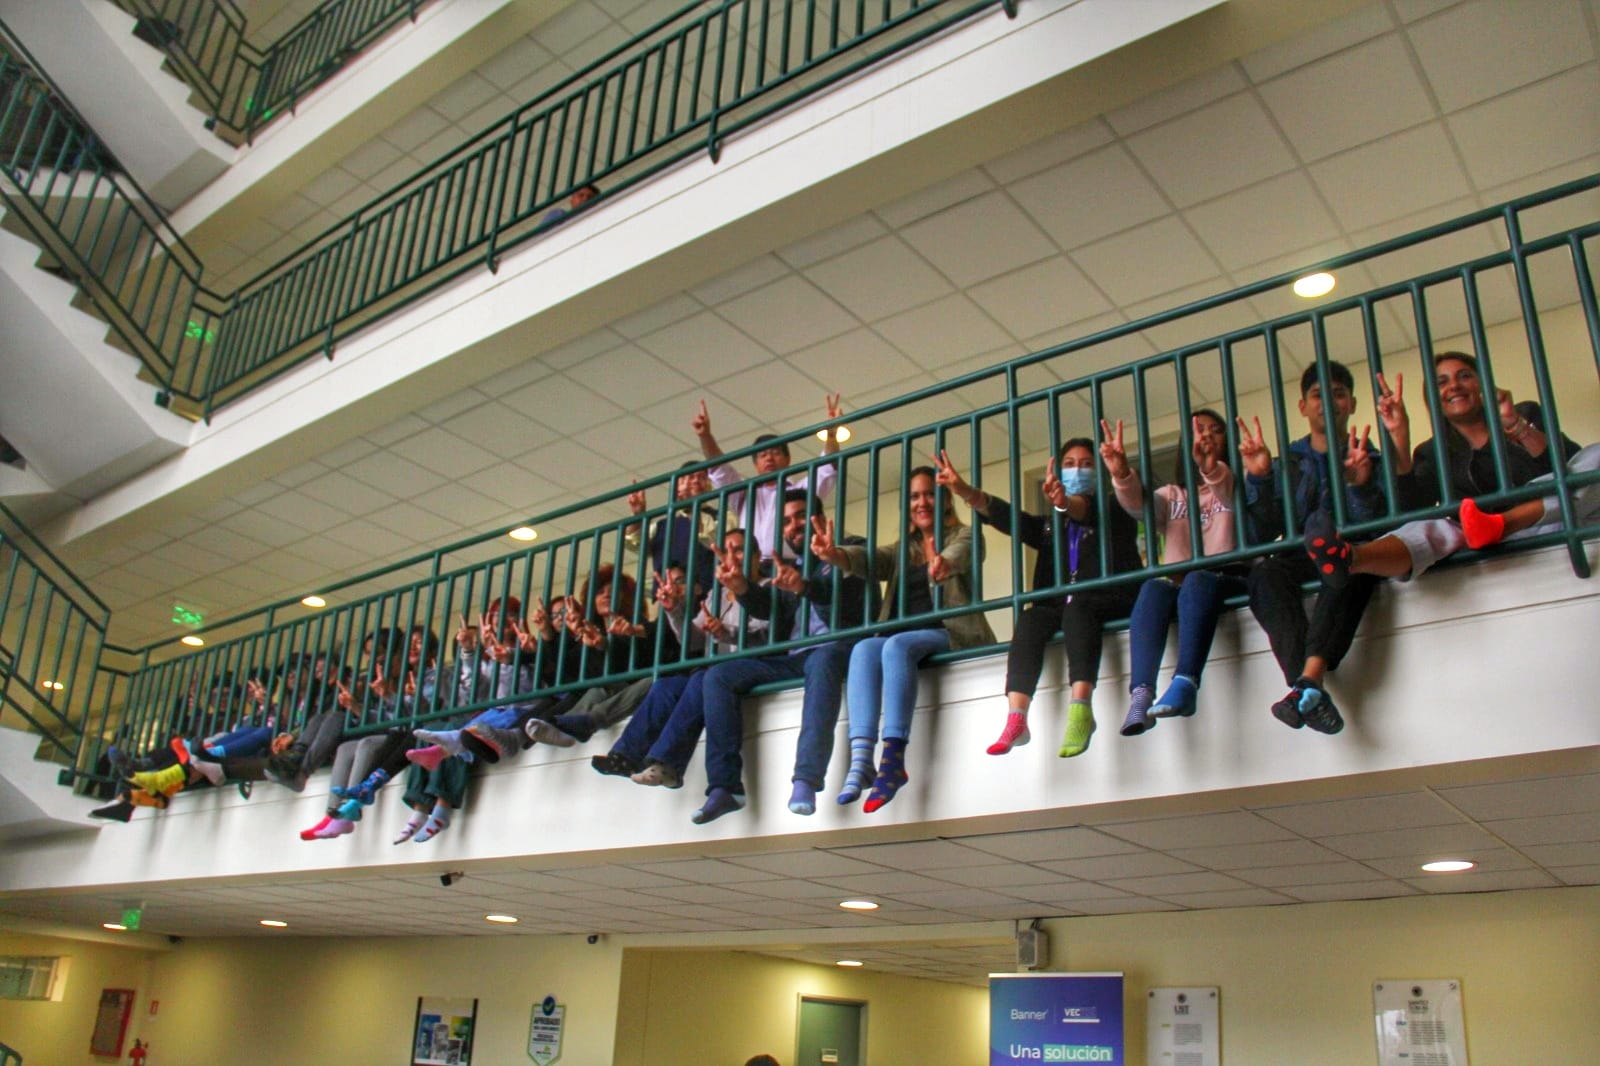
[91,800,135,823]
[590,752,640,778]
[1298,682,1345,735]
[1271,686,1306,729]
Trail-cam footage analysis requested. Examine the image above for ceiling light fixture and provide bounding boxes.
[1420,860,1475,873]
[300,594,327,608]
[1293,272,1336,298]
[40,680,65,691]
[508,526,539,543]
[818,426,852,443]
[484,914,519,924]
[180,635,205,647]
[837,900,879,911]
[102,923,127,931]
[836,959,864,968]
[259,919,288,928]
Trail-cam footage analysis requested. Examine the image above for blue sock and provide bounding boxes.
[788,780,817,816]
[837,738,875,804]
[1152,675,1198,718]
[691,787,746,825]
[205,744,226,759]
[1121,685,1156,736]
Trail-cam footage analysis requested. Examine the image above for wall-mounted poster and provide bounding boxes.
[990,972,1125,1064]
[1373,980,1467,1066]
[1146,987,1219,1066]
[412,996,478,1066]
[89,987,136,1056]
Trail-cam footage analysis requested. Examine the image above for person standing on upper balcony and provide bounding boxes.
[939,441,1142,761]
[1241,360,1384,737]
[1303,351,1599,587]
[694,394,845,562]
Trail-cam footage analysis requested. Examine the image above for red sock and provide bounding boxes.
[1459,498,1506,549]
[299,815,332,841]
[170,737,191,764]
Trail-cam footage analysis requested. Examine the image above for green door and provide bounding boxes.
[797,997,864,1066]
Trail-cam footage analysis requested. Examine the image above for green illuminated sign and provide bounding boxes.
[184,321,216,344]
[171,604,204,628]
[120,907,142,931]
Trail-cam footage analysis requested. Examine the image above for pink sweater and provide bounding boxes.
[1111,463,1236,565]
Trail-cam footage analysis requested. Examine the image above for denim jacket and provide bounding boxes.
[1245,435,1386,541]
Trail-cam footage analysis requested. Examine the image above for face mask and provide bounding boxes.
[1058,466,1096,497]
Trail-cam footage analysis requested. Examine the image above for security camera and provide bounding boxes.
[440,872,463,888]
[586,933,600,945]
[167,935,183,945]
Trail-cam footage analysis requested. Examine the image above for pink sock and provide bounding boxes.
[312,818,355,839]
[299,815,332,841]
[406,745,448,771]
[1459,498,1507,549]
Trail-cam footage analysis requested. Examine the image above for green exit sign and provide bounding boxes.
[171,604,204,628]
[121,907,142,931]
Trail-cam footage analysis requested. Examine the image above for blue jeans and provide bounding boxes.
[1127,571,1229,692]
[846,628,951,742]
[699,642,852,795]
[610,673,696,767]
[203,726,273,757]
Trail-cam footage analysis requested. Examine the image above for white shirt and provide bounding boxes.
[707,460,837,561]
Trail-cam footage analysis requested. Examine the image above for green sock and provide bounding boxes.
[1059,699,1096,758]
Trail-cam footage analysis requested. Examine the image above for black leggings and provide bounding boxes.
[1004,586,1140,695]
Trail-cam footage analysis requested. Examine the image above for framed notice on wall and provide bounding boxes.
[89,987,136,1056]
[1146,987,1219,1066]
[1373,979,1468,1066]
[412,996,478,1066]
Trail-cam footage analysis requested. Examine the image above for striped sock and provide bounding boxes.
[837,738,875,805]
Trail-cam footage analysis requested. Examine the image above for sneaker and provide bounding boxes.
[591,752,640,778]
[90,799,135,823]
[524,719,578,748]
[1298,683,1345,735]
[630,762,683,789]
[1271,686,1306,729]
[1304,510,1352,589]
[467,723,526,760]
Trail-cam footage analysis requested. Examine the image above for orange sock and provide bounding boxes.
[1459,498,1506,549]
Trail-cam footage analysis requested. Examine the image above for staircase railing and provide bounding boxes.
[110,0,436,145]
[0,21,226,407]
[67,174,1600,781]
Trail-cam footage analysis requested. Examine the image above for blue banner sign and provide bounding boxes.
[989,972,1125,1064]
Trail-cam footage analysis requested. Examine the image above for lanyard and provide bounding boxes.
[1066,522,1085,580]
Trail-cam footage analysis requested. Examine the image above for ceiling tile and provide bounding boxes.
[1434,773,1600,820]
[1403,868,1559,894]
[516,439,625,490]
[628,858,783,884]
[437,402,558,460]
[1310,124,1474,232]
[1446,67,1600,190]
[501,376,624,434]
[928,864,1065,889]
[1255,791,1464,836]
[1102,811,1298,850]
[1258,35,1436,163]
[776,214,888,270]
[1407,0,1593,112]
[571,416,693,471]
[610,294,704,340]
[785,330,923,394]
[409,482,510,527]
[1036,853,1200,881]
[1127,93,1298,208]
[1105,871,1256,895]
[341,451,446,498]
[1156,888,1293,909]
[385,427,502,480]
[430,72,500,121]
[827,840,1000,871]
[1235,860,1385,887]
[954,826,1144,862]
[1072,217,1220,306]
[1169,839,1347,870]
[1392,0,1466,22]
[1009,145,1170,250]
[873,293,1011,370]
[631,311,775,383]
[1551,864,1600,885]
[253,491,348,533]
[708,361,837,422]
[968,256,1113,340]
[1281,879,1420,902]
[1241,4,1396,84]
[875,169,997,229]
[815,871,958,895]
[1482,812,1600,847]
[982,119,1115,186]
[690,254,791,306]
[1105,64,1250,135]
[296,470,395,516]
[538,328,628,369]
[1069,897,1183,915]
[899,192,1057,288]
[364,501,464,543]
[804,235,953,321]
[726,850,889,878]
[1183,172,1342,274]
[1320,822,1502,860]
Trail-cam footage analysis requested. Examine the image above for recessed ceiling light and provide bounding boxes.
[40,680,65,691]
[180,635,205,647]
[1293,272,1336,298]
[102,923,127,931]
[817,426,852,443]
[838,899,879,911]
[508,526,538,542]
[484,914,519,924]
[300,595,327,608]
[1420,860,1475,873]
[836,959,863,967]
[259,919,288,928]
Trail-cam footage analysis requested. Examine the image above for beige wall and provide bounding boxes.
[5,886,1597,1065]
[612,947,988,1066]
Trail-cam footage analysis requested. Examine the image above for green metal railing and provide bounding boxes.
[0,1040,20,1066]
[0,25,226,405]
[61,174,1599,783]
[0,504,116,776]
[111,0,437,145]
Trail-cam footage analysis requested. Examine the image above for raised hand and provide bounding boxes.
[698,605,730,642]
[1190,415,1222,476]
[1236,415,1272,479]
[1098,419,1131,479]
[691,398,712,438]
[403,670,417,700]
[773,560,804,594]
[825,392,843,422]
[455,612,477,652]
[1496,388,1520,431]
[579,621,606,649]
[1041,462,1068,510]
[336,682,356,712]
[509,617,537,654]
[607,614,645,640]
[1375,371,1408,438]
[927,552,952,583]
[245,678,268,708]
[711,545,749,596]
[626,481,647,515]
[809,514,843,565]
[1343,424,1375,486]
[370,667,393,701]
[932,448,972,498]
